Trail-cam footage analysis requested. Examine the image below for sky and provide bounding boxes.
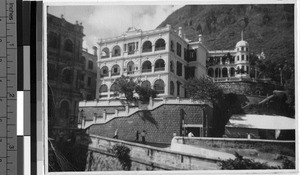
[48,5,184,53]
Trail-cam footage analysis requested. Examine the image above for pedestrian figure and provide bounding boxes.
[135,130,140,142]
[113,129,118,139]
[188,131,194,137]
[141,130,146,144]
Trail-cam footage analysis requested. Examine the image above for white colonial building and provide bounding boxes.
[96,25,207,99]
[207,32,251,82]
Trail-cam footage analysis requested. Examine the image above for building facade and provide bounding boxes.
[207,33,250,82]
[96,25,207,99]
[47,13,97,131]
[81,48,98,101]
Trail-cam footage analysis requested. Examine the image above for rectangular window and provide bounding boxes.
[87,77,91,87]
[242,47,244,51]
[176,61,182,76]
[237,56,239,61]
[242,55,244,60]
[88,60,93,70]
[184,48,187,61]
[246,55,249,61]
[177,42,182,57]
[128,42,135,55]
[171,40,174,52]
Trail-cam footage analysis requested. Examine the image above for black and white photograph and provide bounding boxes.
[45,2,296,173]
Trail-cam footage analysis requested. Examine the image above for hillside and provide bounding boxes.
[158,4,294,83]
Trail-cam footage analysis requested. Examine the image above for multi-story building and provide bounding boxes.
[96,25,207,99]
[206,33,250,81]
[81,48,98,101]
[47,13,97,131]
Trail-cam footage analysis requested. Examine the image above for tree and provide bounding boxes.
[135,86,158,104]
[113,75,158,103]
[114,75,138,101]
[185,76,242,136]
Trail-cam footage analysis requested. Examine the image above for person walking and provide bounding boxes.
[113,129,118,139]
[141,130,146,144]
[135,130,140,142]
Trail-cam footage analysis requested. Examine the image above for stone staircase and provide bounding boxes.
[78,97,210,129]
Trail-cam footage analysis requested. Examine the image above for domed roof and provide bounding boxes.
[236,40,249,48]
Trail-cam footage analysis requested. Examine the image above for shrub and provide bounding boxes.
[112,144,132,170]
[219,152,278,169]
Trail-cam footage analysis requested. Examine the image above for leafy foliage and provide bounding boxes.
[219,152,278,169]
[135,86,158,103]
[185,76,223,102]
[112,144,132,170]
[185,77,243,136]
[113,75,158,103]
[219,152,295,170]
[114,75,138,101]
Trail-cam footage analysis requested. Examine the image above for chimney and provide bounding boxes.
[178,27,182,37]
[198,34,202,43]
[92,46,98,56]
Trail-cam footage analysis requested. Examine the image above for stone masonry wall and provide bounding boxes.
[87,104,209,144]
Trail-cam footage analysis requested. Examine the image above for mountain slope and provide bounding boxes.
[158,5,294,82]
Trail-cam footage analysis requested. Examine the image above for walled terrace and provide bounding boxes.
[78,97,211,129]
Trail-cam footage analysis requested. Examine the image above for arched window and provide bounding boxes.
[154,59,165,71]
[142,61,152,73]
[62,69,72,84]
[99,84,108,93]
[101,48,110,59]
[64,39,73,52]
[230,67,235,77]
[170,81,174,95]
[48,32,59,49]
[127,61,134,74]
[60,101,69,118]
[154,79,164,94]
[112,45,121,57]
[111,64,120,76]
[170,61,174,73]
[100,66,109,77]
[222,68,228,77]
[110,83,118,97]
[155,38,166,51]
[215,68,220,78]
[208,68,214,77]
[141,80,151,88]
[142,41,152,53]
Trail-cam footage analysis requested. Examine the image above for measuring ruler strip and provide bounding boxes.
[0,0,18,175]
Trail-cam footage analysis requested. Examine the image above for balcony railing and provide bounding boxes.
[127,71,134,74]
[154,67,165,72]
[101,56,109,59]
[142,48,152,53]
[111,72,120,76]
[142,69,151,73]
[155,47,165,51]
[100,74,109,78]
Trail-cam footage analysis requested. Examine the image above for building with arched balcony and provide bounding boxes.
[207,32,250,82]
[96,25,208,99]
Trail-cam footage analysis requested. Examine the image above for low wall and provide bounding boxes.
[172,137,295,158]
[85,134,221,171]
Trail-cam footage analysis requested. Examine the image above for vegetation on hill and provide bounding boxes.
[158,4,294,85]
[185,77,244,136]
